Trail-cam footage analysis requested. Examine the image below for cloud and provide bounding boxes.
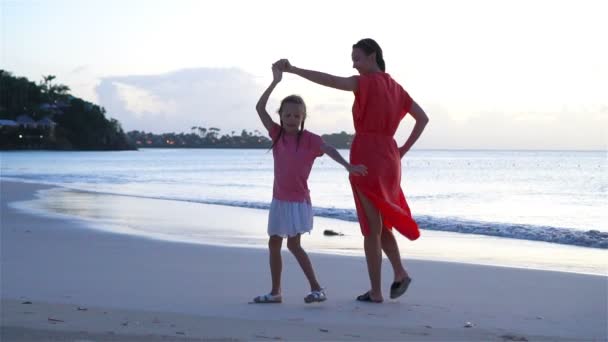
[70,65,89,74]
[96,68,264,134]
[94,67,607,149]
[403,105,608,150]
[112,82,177,118]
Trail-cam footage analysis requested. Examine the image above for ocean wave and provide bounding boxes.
[184,199,608,249]
[0,173,132,184]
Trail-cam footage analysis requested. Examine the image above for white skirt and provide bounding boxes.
[267,199,314,237]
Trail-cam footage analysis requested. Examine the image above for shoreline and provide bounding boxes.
[6,179,608,276]
[3,173,605,251]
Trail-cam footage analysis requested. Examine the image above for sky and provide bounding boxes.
[2,0,607,149]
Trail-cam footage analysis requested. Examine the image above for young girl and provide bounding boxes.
[252,64,367,304]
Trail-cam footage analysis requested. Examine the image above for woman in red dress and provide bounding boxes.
[276,38,429,303]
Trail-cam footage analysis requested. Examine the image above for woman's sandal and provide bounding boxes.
[304,289,327,303]
[252,293,282,304]
[356,291,383,303]
[389,276,412,299]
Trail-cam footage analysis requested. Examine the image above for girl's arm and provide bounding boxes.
[255,65,282,132]
[320,143,368,176]
[277,59,358,92]
[399,101,429,158]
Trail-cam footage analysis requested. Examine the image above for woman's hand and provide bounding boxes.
[272,64,282,83]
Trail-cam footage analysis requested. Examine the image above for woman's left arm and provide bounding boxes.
[276,59,358,91]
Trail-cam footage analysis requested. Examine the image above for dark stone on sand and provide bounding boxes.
[323,229,344,236]
[500,334,529,341]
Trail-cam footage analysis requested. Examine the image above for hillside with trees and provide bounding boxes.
[0,70,134,150]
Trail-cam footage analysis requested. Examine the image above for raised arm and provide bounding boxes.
[399,101,429,158]
[255,65,282,132]
[276,59,358,92]
[320,143,368,176]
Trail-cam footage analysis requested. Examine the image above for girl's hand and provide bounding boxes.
[399,146,409,159]
[272,64,282,83]
[347,164,368,176]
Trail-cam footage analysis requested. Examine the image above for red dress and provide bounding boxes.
[349,72,420,240]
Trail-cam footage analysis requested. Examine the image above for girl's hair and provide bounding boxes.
[352,38,386,72]
[270,95,307,151]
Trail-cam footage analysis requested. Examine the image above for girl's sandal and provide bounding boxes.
[252,293,282,304]
[304,289,327,303]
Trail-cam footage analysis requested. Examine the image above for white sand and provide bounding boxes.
[1,180,606,341]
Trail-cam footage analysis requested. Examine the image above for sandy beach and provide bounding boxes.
[1,180,606,341]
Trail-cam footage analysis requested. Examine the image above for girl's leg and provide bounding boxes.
[381,227,409,282]
[354,188,383,302]
[287,234,322,292]
[268,235,283,295]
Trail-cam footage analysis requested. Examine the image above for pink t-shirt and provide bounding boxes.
[269,123,324,203]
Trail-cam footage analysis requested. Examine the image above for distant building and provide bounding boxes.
[37,116,56,128]
[0,120,19,146]
[37,117,57,140]
[39,103,57,110]
[0,119,18,127]
[15,115,37,129]
[39,103,64,115]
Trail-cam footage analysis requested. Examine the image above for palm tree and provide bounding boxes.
[42,75,56,86]
[40,75,55,95]
[50,84,70,101]
[40,75,70,103]
[207,127,220,142]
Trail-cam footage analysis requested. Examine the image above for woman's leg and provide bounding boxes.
[268,235,283,295]
[287,234,322,292]
[354,188,383,301]
[381,227,409,282]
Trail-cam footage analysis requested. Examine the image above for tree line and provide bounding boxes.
[127,128,354,149]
